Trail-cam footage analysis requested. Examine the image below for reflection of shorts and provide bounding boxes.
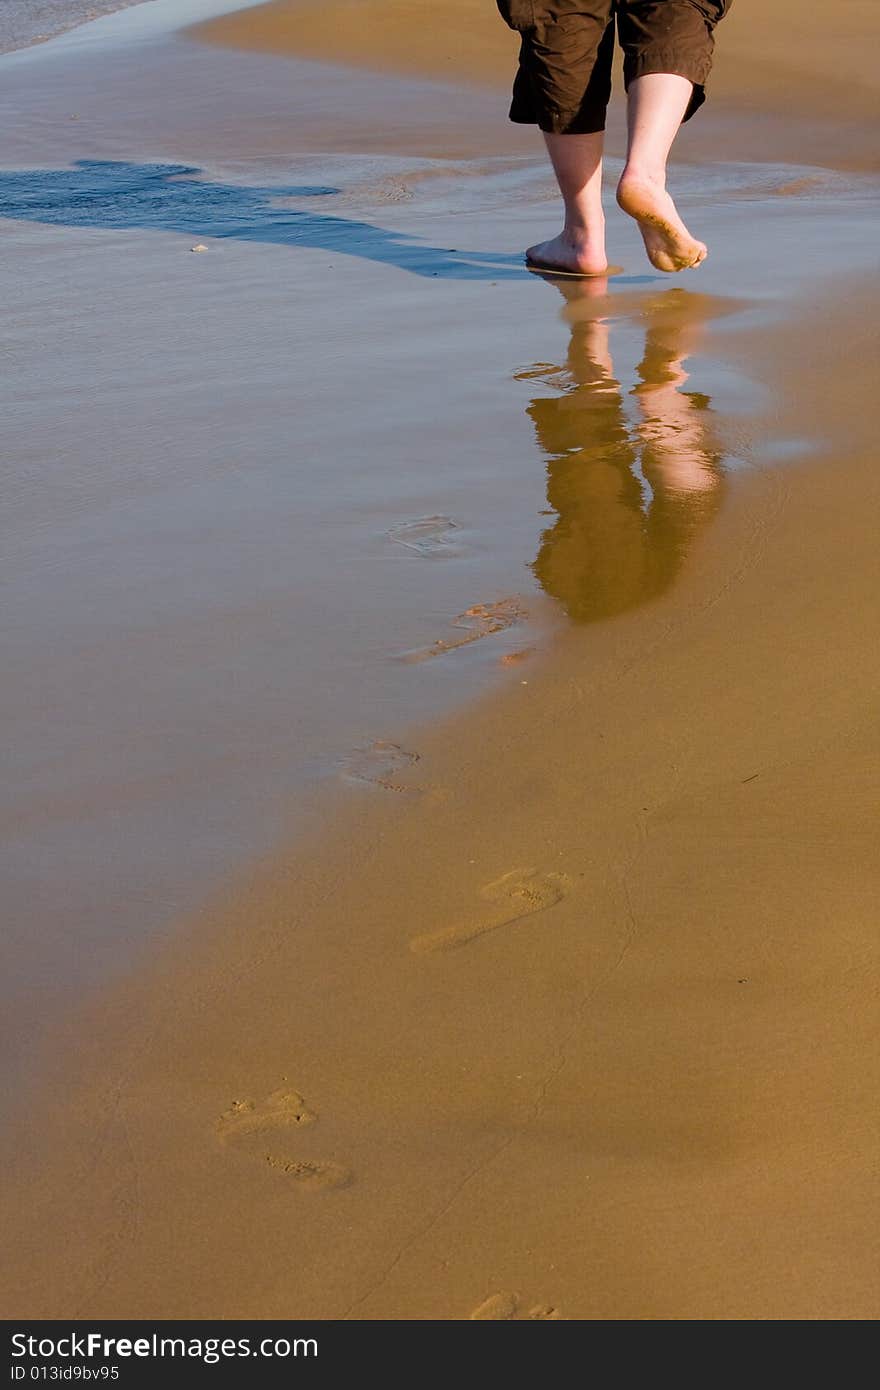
[496,1,731,134]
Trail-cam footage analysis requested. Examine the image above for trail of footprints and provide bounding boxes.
[216,1087,351,1192]
[216,1091,562,1310]
[217,866,568,1191]
[387,510,527,660]
[216,508,570,1288]
[411,869,571,955]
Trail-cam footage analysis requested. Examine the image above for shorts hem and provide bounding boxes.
[509,108,607,136]
[622,51,712,121]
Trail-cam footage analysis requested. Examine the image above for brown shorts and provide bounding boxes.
[496,1,731,135]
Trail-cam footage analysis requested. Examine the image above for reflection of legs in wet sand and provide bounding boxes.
[524,279,724,622]
[523,276,652,620]
[634,295,719,495]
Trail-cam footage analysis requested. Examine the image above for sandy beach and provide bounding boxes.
[195,0,880,171]
[1,0,878,1321]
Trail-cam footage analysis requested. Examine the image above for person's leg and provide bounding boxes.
[616,73,707,272]
[527,131,607,276]
[497,3,614,275]
[613,1,732,272]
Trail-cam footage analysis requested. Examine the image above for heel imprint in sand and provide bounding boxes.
[217,1088,350,1191]
[388,515,461,557]
[411,869,570,955]
[264,1155,352,1191]
[401,598,526,664]
[470,1292,563,1320]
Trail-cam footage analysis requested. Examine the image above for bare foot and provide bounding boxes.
[616,173,706,273]
[526,228,608,278]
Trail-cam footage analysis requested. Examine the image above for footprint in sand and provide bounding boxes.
[410,869,570,955]
[264,1154,352,1191]
[471,1292,518,1320]
[526,1303,563,1320]
[470,1292,563,1320]
[341,740,421,793]
[217,1088,351,1192]
[217,1088,316,1140]
[499,647,534,668]
[388,515,461,557]
[401,597,526,664]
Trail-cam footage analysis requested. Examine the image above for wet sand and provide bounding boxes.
[194,0,880,171]
[4,282,879,1319]
[1,0,879,1320]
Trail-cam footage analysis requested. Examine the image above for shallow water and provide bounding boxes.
[0,0,148,53]
[1,0,877,1097]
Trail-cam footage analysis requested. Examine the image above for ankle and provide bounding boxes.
[619,164,666,190]
[562,216,605,245]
